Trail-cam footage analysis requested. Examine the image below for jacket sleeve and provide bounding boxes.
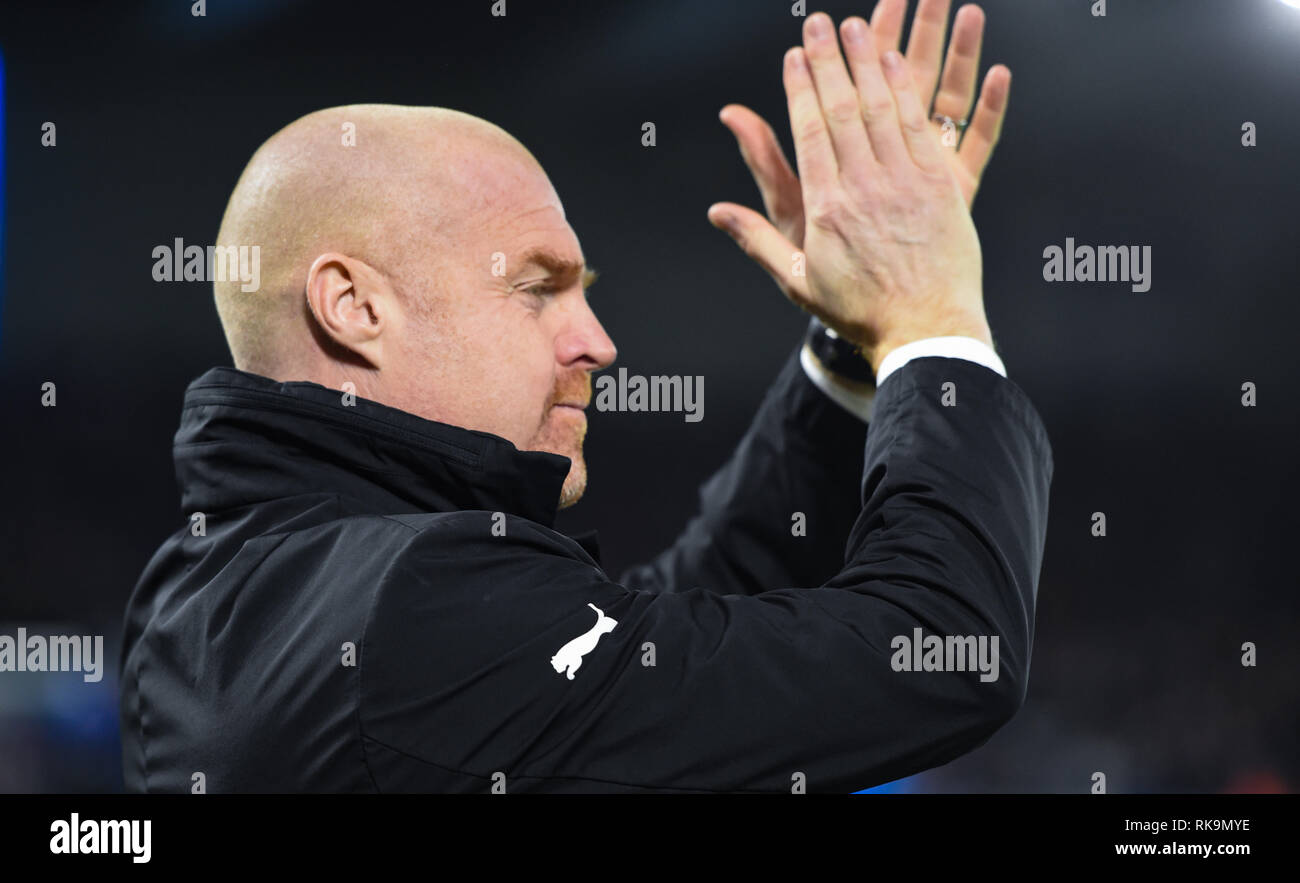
[616,343,871,596]
[360,357,1054,793]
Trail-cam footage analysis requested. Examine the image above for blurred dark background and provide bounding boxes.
[0,0,1296,793]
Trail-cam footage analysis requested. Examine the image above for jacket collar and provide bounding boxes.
[172,367,573,529]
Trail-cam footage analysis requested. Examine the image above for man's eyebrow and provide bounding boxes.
[516,247,596,288]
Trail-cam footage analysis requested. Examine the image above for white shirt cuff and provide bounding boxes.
[876,336,1007,386]
[800,343,875,423]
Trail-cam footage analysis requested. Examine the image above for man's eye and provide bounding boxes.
[524,284,556,299]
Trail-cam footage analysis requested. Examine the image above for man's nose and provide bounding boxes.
[560,295,617,370]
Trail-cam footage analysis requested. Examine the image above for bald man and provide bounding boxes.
[209,103,612,509]
[119,4,1052,793]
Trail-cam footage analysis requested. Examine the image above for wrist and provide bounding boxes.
[804,317,875,385]
[869,318,993,375]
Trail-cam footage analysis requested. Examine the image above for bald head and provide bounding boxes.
[213,104,540,375]
[209,102,616,508]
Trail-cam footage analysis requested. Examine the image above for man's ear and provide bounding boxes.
[303,252,393,368]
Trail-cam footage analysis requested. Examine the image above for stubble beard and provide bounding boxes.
[557,456,587,509]
[534,372,592,509]
[529,407,589,509]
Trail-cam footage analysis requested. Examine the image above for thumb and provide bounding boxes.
[707,202,810,307]
[718,105,803,233]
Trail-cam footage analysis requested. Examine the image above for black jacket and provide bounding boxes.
[119,346,1053,793]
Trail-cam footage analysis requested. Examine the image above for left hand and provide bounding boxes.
[712,0,1011,250]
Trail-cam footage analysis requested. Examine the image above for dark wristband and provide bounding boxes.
[804,318,875,385]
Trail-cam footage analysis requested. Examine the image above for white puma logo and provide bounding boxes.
[550,603,617,680]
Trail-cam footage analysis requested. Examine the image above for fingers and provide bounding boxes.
[706,202,811,305]
[931,4,985,138]
[718,104,803,228]
[904,0,952,108]
[782,9,973,187]
[869,0,908,54]
[801,13,874,167]
[956,64,1011,186]
[880,51,944,173]
[783,47,838,196]
[839,16,909,168]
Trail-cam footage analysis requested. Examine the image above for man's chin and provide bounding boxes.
[529,420,588,509]
[557,459,587,509]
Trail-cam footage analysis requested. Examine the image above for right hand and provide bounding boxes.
[710,12,994,374]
